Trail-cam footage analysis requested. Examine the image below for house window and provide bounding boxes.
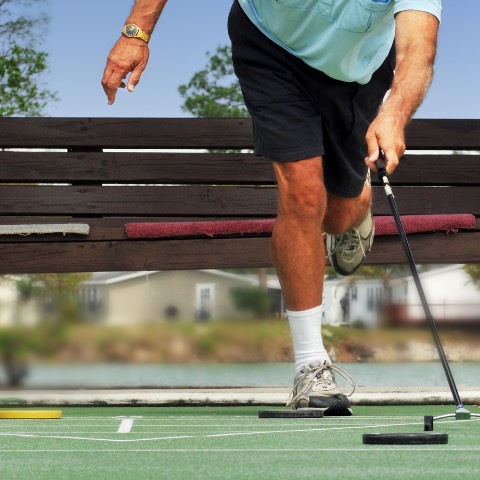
[376,286,383,310]
[87,287,101,313]
[351,286,357,302]
[195,283,216,320]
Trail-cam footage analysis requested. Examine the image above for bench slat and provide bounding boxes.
[0,118,254,149]
[0,186,478,216]
[405,119,480,150]
[0,232,479,273]
[1,152,479,186]
[2,118,480,149]
[372,187,480,216]
[0,185,277,217]
[0,152,275,185]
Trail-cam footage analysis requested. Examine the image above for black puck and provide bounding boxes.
[363,433,448,445]
[258,409,324,419]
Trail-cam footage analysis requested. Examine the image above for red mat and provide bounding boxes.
[125,214,476,239]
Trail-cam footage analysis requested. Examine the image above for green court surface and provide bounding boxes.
[0,405,479,480]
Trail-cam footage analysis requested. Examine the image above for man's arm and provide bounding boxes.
[101,0,168,105]
[365,10,439,174]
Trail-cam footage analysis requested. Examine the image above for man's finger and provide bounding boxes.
[102,69,127,105]
[127,73,140,92]
[364,131,380,170]
[127,62,146,92]
[383,148,399,175]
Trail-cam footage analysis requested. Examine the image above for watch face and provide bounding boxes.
[125,24,139,37]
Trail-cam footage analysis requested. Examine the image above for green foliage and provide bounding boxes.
[16,275,34,301]
[464,264,480,289]
[0,0,57,116]
[351,319,367,329]
[224,268,276,275]
[0,44,56,116]
[30,273,92,322]
[230,286,272,318]
[178,45,248,118]
[356,264,410,280]
[31,273,91,298]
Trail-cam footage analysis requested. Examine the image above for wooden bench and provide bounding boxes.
[0,118,479,274]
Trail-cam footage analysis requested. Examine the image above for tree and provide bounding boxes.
[0,0,57,116]
[464,265,480,289]
[356,265,410,301]
[230,286,273,318]
[31,273,91,322]
[178,45,248,118]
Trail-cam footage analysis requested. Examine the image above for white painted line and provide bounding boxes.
[1,417,477,444]
[0,448,480,453]
[117,418,134,434]
[0,420,424,443]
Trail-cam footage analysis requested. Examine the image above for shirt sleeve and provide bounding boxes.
[394,0,442,22]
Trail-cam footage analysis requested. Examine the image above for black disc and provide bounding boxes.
[258,409,324,419]
[363,433,448,445]
[424,416,434,431]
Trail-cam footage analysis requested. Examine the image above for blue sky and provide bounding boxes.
[43,0,479,119]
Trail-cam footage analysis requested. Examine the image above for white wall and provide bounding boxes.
[323,277,383,327]
[0,278,18,326]
[402,265,480,323]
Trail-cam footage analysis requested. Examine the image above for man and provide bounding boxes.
[102,0,441,416]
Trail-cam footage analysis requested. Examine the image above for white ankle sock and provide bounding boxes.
[287,305,330,373]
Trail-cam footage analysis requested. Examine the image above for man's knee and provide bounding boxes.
[273,158,327,221]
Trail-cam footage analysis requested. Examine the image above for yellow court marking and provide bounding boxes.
[0,410,62,419]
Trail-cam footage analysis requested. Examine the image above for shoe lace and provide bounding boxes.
[343,229,360,252]
[330,228,366,263]
[286,364,356,407]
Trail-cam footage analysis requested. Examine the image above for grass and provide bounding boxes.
[0,405,479,479]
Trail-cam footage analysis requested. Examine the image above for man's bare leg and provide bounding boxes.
[273,157,366,413]
[272,158,372,311]
[272,157,326,311]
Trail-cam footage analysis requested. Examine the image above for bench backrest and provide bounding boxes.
[0,118,479,273]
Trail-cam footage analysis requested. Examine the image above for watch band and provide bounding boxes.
[135,29,150,43]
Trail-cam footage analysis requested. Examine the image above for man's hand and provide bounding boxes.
[365,111,405,175]
[101,37,150,105]
[101,1,168,104]
[365,10,439,175]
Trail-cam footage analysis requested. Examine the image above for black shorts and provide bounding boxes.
[228,0,395,198]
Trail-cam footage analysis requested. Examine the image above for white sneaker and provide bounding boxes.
[326,170,374,276]
[287,360,355,416]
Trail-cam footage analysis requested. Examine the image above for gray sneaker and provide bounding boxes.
[287,360,355,416]
[326,171,374,276]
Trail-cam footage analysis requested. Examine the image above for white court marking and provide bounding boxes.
[0,416,478,444]
[117,419,134,434]
[1,448,480,453]
[0,420,433,443]
[114,416,143,434]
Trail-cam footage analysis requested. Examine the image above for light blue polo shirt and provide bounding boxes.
[237,0,442,84]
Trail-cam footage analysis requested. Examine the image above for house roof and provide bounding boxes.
[403,264,467,282]
[82,269,281,288]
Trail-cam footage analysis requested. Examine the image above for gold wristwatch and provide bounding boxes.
[122,24,151,43]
